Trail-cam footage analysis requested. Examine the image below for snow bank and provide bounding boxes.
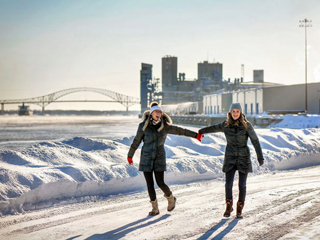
[269,114,320,128]
[0,128,320,215]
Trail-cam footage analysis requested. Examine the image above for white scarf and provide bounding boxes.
[151,117,161,125]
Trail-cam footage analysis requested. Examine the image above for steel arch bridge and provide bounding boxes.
[0,87,140,112]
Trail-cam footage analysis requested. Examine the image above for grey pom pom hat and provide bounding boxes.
[229,102,243,112]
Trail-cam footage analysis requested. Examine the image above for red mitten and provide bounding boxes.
[127,157,133,165]
[196,133,204,142]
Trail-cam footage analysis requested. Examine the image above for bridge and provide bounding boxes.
[0,87,140,113]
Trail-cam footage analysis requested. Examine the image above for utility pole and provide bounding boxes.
[299,18,312,114]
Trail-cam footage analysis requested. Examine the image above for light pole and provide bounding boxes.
[299,19,312,114]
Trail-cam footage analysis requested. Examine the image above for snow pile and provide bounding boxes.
[0,128,320,215]
[269,114,320,128]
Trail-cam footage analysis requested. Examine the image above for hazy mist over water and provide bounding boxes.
[0,115,141,150]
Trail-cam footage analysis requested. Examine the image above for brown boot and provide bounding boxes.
[223,199,233,217]
[236,201,245,218]
[164,194,176,212]
[149,199,160,216]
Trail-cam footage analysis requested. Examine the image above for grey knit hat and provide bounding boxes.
[229,102,243,112]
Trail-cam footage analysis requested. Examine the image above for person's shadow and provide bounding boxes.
[78,214,171,240]
[197,218,239,240]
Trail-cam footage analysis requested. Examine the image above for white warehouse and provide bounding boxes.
[203,82,320,115]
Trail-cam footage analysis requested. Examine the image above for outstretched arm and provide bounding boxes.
[166,123,203,140]
[166,124,197,137]
[199,121,225,134]
[247,122,264,166]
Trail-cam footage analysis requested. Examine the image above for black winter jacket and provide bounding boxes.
[199,120,264,173]
[128,111,198,172]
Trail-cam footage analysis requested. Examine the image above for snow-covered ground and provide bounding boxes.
[0,114,320,239]
[1,165,319,240]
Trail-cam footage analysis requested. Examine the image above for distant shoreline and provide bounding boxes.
[0,110,141,116]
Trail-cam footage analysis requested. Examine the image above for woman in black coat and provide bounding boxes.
[128,102,203,216]
[199,102,264,218]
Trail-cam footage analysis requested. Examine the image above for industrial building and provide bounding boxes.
[158,56,275,106]
[198,61,223,82]
[253,70,264,83]
[203,82,320,115]
[140,55,319,117]
[140,63,161,113]
[162,56,178,92]
[161,55,197,105]
[140,63,152,113]
[160,56,233,105]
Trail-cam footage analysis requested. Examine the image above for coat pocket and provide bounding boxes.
[140,151,151,165]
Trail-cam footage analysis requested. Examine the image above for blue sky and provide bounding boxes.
[0,0,319,110]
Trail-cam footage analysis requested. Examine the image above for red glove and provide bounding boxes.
[196,133,204,142]
[127,157,133,165]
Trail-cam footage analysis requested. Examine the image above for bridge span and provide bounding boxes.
[0,87,140,113]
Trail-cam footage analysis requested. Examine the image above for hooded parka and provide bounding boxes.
[199,120,264,174]
[128,110,198,172]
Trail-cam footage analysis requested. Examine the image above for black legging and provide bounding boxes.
[143,171,172,201]
[225,166,248,202]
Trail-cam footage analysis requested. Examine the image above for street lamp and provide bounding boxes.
[299,19,312,114]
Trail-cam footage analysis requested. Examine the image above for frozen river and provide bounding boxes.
[0,115,141,150]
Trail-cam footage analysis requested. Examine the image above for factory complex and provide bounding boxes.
[140,56,320,122]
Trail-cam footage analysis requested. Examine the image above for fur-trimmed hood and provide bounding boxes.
[141,110,173,132]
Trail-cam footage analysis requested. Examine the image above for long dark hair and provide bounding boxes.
[225,112,248,128]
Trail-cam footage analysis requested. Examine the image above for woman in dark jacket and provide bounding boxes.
[128,102,203,216]
[199,102,264,218]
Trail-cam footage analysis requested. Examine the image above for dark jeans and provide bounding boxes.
[225,166,248,202]
[143,171,172,201]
